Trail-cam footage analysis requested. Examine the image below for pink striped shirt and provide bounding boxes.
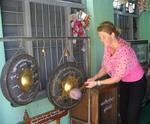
[102,38,144,82]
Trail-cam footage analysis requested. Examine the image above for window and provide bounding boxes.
[1,0,89,100]
[1,0,25,60]
[114,10,139,40]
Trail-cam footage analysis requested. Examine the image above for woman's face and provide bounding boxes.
[98,31,113,47]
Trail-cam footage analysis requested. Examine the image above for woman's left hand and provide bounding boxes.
[84,80,97,88]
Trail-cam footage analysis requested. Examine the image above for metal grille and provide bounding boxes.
[114,11,138,40]
[62,0,82,3]
[30,2,68,89]
[1,0,25,59]
[114,13,131,40]
[1,0,24,37]
[1,0,90,98]
[1,37,90,91]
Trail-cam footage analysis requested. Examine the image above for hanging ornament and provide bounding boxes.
[79,11,90,29]
[113,0,126,10]
[137,0,148,13]
[72,38,77,44]
[42,48,46,55]
[81,45,86,52]
[128,2,135,13]
[64,48,70,57]
[72,19,85,37]
[124,0,136,13]
[113,0,122,9]
[81,39,87,52]
[70,11,90,44]
[41,40,46,56]
[113,0,137,13]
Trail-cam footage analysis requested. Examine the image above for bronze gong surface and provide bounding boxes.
[0,51,40,106]
[47,62,86,109]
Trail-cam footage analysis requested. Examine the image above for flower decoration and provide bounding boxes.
[70,11,90,44]
[69,11,90,52]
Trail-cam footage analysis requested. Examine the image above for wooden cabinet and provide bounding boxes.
[70,84,119,124]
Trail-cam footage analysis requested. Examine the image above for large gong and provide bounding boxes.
[0,51,40,106]
[47,62,86,109]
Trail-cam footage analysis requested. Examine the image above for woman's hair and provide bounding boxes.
[97,21,120,37]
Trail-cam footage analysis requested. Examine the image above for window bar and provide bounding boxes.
[122,16,124,39]
[126,16,128,40]
[48,5,53,72]
[54,6,59,65]
[119,15,121,38]
[126,16,128,39]
[16,7,19,37]
[0,37,89,42]
[127,16,129,39]
[86,38,91,77]
[125,16,127,39]
[122,15,124,39]
[122,15,125,39]
[60,6,65,63]
[124,16,126,39]
[34,3,40,65]
[120,15,122,38]
[51,5,55,69]
[42,4,48,81]
[35,3,41,89]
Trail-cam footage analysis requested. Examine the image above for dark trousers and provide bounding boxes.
[120,75,147,124]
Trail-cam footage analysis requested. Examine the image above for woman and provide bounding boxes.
[84,21,147,124]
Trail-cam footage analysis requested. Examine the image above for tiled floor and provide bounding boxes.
[140,102,150,124]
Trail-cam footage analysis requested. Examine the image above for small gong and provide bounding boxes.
[0,51,40,106]
[47,62,86,109]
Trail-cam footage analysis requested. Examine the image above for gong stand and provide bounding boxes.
[18,109,68,124]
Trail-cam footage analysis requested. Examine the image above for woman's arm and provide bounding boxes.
[85,76,120,88]
[87,66,107,81]
[95,66,107,79]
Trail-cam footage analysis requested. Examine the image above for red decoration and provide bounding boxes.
[70,11,90,38]
[72,19,85,37]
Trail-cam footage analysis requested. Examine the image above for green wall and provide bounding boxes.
[139,10,150,41]
[86,0,114,75]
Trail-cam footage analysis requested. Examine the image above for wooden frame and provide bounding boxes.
[70,117,88,124]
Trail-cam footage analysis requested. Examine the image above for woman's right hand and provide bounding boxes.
[84,80,97,88]
[87,77,95,81]
[87,76,97,82]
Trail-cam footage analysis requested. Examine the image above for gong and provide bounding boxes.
[0,51,40,106]
[47,62,86,109]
